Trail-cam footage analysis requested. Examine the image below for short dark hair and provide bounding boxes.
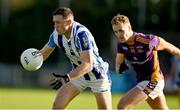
[53,7,74,19]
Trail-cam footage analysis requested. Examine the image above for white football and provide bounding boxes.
[20,48,43,71]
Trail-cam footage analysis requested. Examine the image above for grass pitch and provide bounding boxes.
[0,87,179,109]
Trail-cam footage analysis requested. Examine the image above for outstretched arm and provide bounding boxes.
[40,43,55,61]
[157,37,180,56]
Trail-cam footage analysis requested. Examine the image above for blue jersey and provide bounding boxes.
[47,21,109,80]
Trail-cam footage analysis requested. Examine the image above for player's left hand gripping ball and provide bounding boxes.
[50,73,70,90]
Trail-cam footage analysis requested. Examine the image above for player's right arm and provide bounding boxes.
[115,53,125,73]
[40,44,55,61]
[40,32,56,61]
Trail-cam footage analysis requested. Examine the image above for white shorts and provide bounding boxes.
[70,76,111,93]
[136,80,164,100]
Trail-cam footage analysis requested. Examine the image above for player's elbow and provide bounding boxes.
[89,63,93,71]
[87,62,93,72]
[83,62,93,73]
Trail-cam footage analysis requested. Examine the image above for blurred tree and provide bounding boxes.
[71,0,114,52]
[0,0,179,63]
[0,0,58,63]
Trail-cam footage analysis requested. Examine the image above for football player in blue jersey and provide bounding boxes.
[40,7,112,109]
[111,14,180,110]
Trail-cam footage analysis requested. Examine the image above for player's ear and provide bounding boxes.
[65,19,72,26]
[128,24,132,31]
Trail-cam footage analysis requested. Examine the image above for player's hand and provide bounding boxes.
[50,73,70,90]
[119,62,129,74]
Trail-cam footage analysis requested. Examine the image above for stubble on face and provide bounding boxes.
[53,15,66,35]
[113,23,131,43]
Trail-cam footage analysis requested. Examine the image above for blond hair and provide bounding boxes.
[111,14,131,25]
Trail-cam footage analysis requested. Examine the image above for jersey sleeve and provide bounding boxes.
[47,33,56,48]
[149,34,160,50]
[77,31,92,51]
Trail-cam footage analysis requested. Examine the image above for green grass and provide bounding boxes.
[0,88,179,109]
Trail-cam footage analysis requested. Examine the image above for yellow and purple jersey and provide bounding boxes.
[117,32,164,82]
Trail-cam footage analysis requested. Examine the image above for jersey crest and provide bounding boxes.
[82,36,88,49]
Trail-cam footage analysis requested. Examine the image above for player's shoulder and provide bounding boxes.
[49,29,63,44]
[135,32,156,44]
[73,22,86,32]
[73,21,92,38]
[50,29,59,38]
[74,21,90,33]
